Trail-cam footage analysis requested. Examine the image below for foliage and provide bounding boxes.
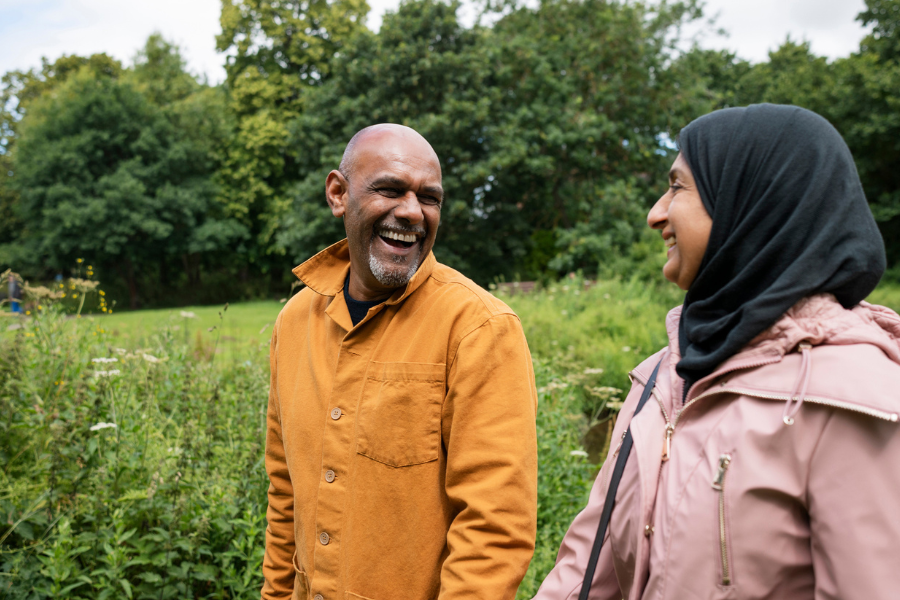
[214,0,370,270]
[277,0,707,283]
[7,38,242,309]
[1,303,270,598]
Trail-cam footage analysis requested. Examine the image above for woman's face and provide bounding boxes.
[647,153,713,290]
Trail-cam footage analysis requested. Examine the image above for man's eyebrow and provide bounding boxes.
[367,176,444,199]
[367,175,409,189]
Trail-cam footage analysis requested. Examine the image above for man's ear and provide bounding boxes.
[325,170,350,218]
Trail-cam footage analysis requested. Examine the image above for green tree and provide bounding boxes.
[215,0,371,274]
[279,0,706,283]
[12,38,240,308]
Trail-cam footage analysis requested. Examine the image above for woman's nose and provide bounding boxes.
[647,194,670,230]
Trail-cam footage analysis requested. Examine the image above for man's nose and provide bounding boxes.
[393,191,424,224]
[647,194,669,230]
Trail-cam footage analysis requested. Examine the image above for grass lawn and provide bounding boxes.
[94,300,283,359]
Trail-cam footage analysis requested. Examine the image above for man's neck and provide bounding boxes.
[346,269,394,302]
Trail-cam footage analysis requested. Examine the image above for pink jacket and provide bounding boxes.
[534,294,900,600]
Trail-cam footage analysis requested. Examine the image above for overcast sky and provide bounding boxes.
[0,0,870,86]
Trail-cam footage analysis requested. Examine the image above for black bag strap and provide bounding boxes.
[578,358,663,600]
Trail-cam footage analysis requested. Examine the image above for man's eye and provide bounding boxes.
[378,188,403,197]
[669,183,683,193]
[419,196,441,206]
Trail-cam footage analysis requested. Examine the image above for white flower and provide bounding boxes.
[570,450,589,457]
[114,348,128,355]
[621,346,632,352]
[179,311,197,318]
[583,367,604,375]
[141,353,161,363]
[93,369,121,378]
[91,357,118,364]
[89,422,117,431]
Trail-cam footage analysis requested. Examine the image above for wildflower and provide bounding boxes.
[141,353,162,363]
[91,357,118,364]
[25,311,31,315]
[569,450,589,458]
[99,290,105,296]
[180,311,197,318]
[89,422,116,431]
[92,369,121,378]
[583,367,604,375]
[76,258,83,263]
[561,310,568,316]
[621,346,632,352]
[37,305,43,310]
[70,278,98,293]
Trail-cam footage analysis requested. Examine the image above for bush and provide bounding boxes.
[0,304,269,598]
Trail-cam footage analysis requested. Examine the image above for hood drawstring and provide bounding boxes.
[782,342,813,425]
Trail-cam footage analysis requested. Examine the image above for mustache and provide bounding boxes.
[375,220,426,236]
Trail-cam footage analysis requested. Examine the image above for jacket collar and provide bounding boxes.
[292,238,437,305]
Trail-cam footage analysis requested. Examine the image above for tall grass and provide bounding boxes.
[1,305,270,598]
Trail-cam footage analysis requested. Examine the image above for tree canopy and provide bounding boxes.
[2,0,899,306]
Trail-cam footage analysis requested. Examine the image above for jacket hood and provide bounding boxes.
[662,294,900,421]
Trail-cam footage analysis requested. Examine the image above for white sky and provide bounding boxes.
[0,0,870,86]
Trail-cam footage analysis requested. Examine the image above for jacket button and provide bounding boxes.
[319,531,330,545]
[314,595,324,600]
[644,525,654,536]
[330,407,342,420]
[325,470,335,483]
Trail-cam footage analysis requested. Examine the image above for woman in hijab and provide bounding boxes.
[533,104,900,600]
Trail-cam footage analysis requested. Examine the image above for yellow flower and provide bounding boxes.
[59,283,64,288]
[76,258,83,263]
[25,311,31,315]
[99,291,105,296]
[61,293,66,298]
[37,305,43,310]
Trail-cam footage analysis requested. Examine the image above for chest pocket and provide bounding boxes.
[356,361,446,467]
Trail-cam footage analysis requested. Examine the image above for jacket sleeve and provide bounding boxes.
[262,319,296,599]
[438,313,539,600]
[807,410,900,600]
[530,380,646,600]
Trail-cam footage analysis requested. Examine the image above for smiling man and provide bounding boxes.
[262,124,539,600]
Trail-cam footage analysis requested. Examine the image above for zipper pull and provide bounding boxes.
[711,454,732,490]
[662,424,674,462]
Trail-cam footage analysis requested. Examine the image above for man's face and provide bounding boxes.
[326,128,443,300]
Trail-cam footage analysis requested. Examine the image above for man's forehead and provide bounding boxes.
[354,133,441,181]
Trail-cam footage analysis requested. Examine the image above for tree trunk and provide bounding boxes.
[122,258,140,309]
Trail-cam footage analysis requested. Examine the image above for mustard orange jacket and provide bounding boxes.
[263,240,538,600]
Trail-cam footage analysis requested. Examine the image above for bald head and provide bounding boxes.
[339,124,440,181]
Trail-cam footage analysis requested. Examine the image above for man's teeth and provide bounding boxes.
[665,237,676,249]
[380,230,418,243]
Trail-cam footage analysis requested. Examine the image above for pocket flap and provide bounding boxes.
[366,361,445,383]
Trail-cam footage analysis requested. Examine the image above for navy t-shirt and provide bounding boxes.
[344,274,383,327]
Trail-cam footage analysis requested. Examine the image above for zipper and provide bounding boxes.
[712,453,733,586]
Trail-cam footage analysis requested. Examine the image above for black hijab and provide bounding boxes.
[676,104,886,393]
